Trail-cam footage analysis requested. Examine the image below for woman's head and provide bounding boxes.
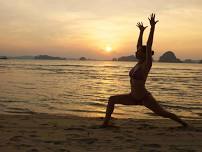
[136,45,154,61]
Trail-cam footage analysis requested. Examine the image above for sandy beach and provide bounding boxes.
[0,114,201,152]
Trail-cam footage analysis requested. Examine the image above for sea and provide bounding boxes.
[0,60,201,119]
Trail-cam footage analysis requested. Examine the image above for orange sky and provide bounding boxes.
[0,0,202,60]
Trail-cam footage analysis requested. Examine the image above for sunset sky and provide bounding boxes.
[0,0,202,60]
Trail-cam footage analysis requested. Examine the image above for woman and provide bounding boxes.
[102,14,188,127]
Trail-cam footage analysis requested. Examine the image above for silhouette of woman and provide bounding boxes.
[102,13,188,127]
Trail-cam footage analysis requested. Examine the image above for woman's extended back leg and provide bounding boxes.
[143,94,188,127]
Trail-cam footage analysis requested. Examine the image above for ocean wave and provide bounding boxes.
[65,109,124,115]
[4,107,35,115]
[0,60,201,118]
[0,99,28,103]
[80,101,106,107]
[161,103,202,110]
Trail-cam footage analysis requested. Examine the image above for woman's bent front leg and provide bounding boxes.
[102,96,115,126]
[102,94,136,127]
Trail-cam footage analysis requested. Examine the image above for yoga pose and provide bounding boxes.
[102,13,188,127]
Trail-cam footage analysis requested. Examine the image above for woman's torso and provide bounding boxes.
[129,62,149,99]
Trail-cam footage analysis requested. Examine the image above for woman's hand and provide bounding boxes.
[136,22,148,32]
[148,13,159,27]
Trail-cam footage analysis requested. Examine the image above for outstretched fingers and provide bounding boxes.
[151,13,155,19]
[141,22,143,26]
[136,22,148,31]
[148,13,159,26]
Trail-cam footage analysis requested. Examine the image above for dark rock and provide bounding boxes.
[159,51,182,63]
[0,56,8,59]
[118,55,137,61]
[79,57,87,60]
[112,58,117,61]
[184,59,194,63]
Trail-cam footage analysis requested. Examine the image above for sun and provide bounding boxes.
[105,46,113,52]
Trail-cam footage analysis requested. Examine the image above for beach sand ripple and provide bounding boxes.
[0,114,201,152]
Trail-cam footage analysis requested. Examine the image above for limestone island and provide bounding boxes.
[159,51,182,63]
[79,57,87,61]
[117,55,137,61]
[35,55,66,60]
[0,56,8,59]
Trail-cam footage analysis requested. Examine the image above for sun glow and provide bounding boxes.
[105,46,113,52]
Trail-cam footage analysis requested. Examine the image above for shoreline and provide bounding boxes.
[0,113,201,152]
[1,58,202,64]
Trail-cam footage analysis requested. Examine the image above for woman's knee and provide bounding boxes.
[108,96,116,105]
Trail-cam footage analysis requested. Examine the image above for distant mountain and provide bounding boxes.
[183,59,194,63]
[79,57,87,60]
[11,56,34,59]
[112,58,118,61]
[183,59,200,63]
[0,56,8,59]
[117,55,137,61]
[35,55,66,60]
[159,51,182,63]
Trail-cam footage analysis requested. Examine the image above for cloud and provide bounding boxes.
[0,0,202,59]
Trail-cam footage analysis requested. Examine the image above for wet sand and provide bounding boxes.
[0,113,201,152]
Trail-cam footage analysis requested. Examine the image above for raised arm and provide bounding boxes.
[136,22,147,50]
[146,14,159,67]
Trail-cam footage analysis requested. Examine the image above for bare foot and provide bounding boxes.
[182,122,189,128]
[100,122,119,128]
